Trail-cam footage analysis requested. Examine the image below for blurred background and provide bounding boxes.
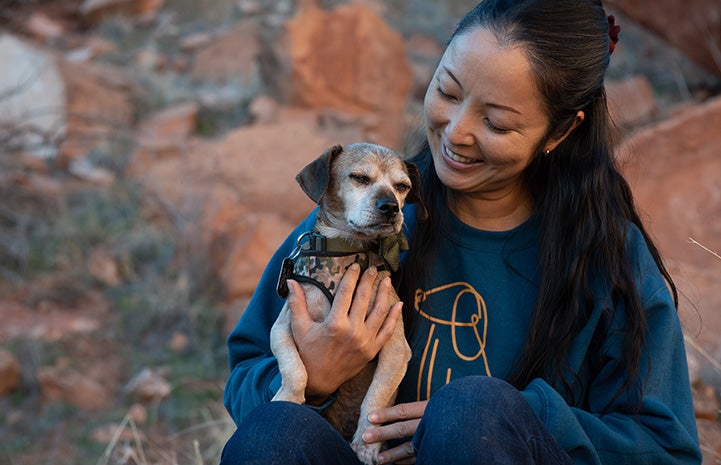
[0,0,719,463]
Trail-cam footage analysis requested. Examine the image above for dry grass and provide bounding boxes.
[97,405,234,465]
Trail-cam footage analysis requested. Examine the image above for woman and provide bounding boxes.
[221,0,702,463]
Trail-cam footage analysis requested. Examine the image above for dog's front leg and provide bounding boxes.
[351,322,412,465]
[270,304,307,404]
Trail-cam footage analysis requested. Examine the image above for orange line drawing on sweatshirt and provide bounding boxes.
[413,281,490,399]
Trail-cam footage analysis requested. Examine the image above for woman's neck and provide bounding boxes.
[447,188,534,232]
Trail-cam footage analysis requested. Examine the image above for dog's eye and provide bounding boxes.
[349,174,370,185]
[395,183,411,193]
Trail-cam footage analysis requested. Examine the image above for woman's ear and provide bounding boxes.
[545,111,585,153]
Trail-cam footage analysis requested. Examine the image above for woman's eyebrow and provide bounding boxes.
[443,66,522,115]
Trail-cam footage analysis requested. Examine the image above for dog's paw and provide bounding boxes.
[351,439,381,465]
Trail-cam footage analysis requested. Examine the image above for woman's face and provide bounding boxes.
[424,27,553,202]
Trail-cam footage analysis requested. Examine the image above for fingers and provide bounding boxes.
[363,402,426,464]
[362,275,394,329]
[330,263,362,320]
[369,401,428,425]
[376,441,416,465]
[286,279,311,332]
[363,418,421,444]
[348,265,380,323]
[364,420,419,465]
[373,300,403,345]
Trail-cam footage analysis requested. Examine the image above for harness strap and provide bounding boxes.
[289,252,386,304]
[276,231,400,301]
[291,274,336,304]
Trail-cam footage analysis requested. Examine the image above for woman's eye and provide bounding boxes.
[436,86,458,102]
[349,174,370,185]
[484,118,509,134]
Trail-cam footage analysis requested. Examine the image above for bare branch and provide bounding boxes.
[688,237,721,260]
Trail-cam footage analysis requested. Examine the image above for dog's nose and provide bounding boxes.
[376,198,399,217]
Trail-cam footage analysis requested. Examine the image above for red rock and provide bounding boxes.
[134,46,165,71]
[619,95,721,266]
[124,367,171,403]
[0,349,21,396]
[18,152,51,173]
[128,403,148,424]
[137,113,334,224]
[64,36,119,63]
[180,31,214,52]
[0,295,105,343]
[138,102,198,143]
[38,365,111,411]
[618,94,721,384]
[696,419,721,465]
[84,36,118,56]
[11,172,64,197]
[222,297,251,336]
[80,0,165,23]
[694,380,721,421]
[249,95,280,124]
[219,213,296,300]
[346,0,387,16]
[607,75,657,127]
[56,59,136,163]
[405,33,444,101]
[25,12,66,40]
[87,247,122,287]
[133,108,367,300]
[262,3,412,148]
[190,20,261,85]
[604,0,721,76]
[168,331,189,353]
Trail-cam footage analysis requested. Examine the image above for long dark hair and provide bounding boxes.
[399,0,677,408]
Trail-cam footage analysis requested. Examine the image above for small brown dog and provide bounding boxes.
[271,142,424,464]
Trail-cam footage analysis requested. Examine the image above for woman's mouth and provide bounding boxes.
[443,145,480,165]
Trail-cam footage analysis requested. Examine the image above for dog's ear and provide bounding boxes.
[404,160,428,221]
[295,145,344,204]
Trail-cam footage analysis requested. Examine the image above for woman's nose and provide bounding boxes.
[445,107,475,146]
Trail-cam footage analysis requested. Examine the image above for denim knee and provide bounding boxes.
[220,401,360,465]
[412,376,571,465]
[415,376,527,441]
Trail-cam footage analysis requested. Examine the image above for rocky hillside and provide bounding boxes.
[0,0,720,464]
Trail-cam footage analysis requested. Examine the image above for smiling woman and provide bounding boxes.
[428,24,593,234]
[424,26,583,231]
[221,1,702,464]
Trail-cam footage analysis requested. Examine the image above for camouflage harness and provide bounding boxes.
[276,231,408,304]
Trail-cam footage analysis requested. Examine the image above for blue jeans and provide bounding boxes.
[221,376,573,464]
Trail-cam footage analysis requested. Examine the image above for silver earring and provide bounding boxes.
[544,149,551,156]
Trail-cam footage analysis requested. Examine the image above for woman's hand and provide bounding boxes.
[362,401,428,464]
[287,263,403,403]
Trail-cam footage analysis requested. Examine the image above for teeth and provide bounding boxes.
[445,146,477,164]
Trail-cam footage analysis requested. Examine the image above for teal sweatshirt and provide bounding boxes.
[224,205,701,465]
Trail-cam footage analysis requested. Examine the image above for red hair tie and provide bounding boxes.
[607,15,621,55]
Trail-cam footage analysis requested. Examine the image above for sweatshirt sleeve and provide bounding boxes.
[223,211,318,425]
[521,230,702,465]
